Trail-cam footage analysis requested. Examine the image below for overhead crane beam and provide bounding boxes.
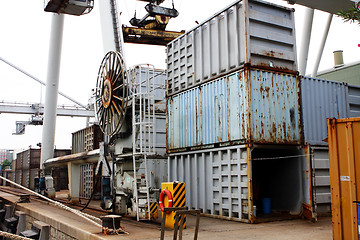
[0,102,94,117]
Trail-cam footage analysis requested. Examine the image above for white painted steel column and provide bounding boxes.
[98,0,124,55]
[311,14,333,77]
[40,14,65,169]
[67,162,81,203]
[298,8,314,76]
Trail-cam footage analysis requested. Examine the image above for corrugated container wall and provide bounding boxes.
[301,78,360,146]
[301,77,348,146]
[327,117,360,240]
[16,148,70,170]
[168,146,251,221]
[129,66,166,102]
[166,0,297,95]
[72,125,103,154]
[347,84,360,118]
[167,68,302,151]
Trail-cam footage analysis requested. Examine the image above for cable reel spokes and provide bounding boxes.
[95,51,129,136]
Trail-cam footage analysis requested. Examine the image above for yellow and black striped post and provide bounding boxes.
[161,182,186,229]
[145,202,159,219]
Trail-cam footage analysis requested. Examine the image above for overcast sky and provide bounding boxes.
[0,0,359,153]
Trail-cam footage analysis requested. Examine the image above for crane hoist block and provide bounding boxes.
[161,182,186,229]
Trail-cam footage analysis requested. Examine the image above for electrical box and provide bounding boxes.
[161,182,186,229]
[44,0,94,16]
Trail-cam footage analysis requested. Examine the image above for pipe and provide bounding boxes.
[311,14,333,77]
[40,14,65,170]
[298,8,314,76]
[334,50,344,67]
[0,57,87,109]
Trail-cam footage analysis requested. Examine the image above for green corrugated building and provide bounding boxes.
[317,61,360,86]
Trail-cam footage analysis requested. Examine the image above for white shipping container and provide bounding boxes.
[167,0,297,95]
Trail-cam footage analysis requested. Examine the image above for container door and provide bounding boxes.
[302,145,316,221]
[312,147,332,217]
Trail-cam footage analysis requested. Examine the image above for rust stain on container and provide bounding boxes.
[166,67,302,152]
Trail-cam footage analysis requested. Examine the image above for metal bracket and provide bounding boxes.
[160,207,201,240]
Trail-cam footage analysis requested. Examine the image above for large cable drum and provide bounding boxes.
[95,51,129,136]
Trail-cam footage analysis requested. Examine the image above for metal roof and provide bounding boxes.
[284,0,355,14]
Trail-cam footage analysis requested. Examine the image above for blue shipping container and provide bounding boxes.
[167,68,302,151]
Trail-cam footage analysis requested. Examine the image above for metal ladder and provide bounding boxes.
[130,65,156,221]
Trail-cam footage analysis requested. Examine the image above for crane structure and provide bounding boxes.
[40,0,168,220]
[0,56,94,135]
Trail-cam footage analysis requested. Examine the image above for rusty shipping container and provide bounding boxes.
[15,152,23,170]
[327,117,360,240]
[167,68,302,151]
[166,0,297,96]
[168,144,306,222]
[17,149,40,170]
[15,170,22,186]
[16,148,70,170]
[72,125,103,154]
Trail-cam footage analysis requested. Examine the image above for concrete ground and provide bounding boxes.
[0,189,332,240]
[123,215,332,240]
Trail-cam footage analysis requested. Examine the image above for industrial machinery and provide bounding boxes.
[94,51,167,220]
[41,0,169,220]
[123,0,184,45]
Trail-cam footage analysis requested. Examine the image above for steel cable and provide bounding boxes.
[0,230,32,240]
[0,176,103,229]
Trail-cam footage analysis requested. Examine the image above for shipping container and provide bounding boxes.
[72,125,103,154]
[301,78,360,146]
[80,163,95,199]
[300,79,360,218]
[1,170,12,186]
[21,169,30,188]
[16,148,71,170]
[15,152,23,170]
[302,145,332,217]
[54,149,71,158]
[347,84,360,118]
[0,171,5,186]
[129,65,166,102]
[168,144,306,222]
[6,171,15,186]
[327,117,360,240]
[11,159,16,170]
[30,169,39,190]
[15,170,22,186]
[301,77,348,146]
[166,0,297,95]
[19,149,41,170]
[52,167,68,191]
[167,68,302,151]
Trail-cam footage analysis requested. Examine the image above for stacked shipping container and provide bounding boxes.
[166,0,360,222]
[1,148,70,190]
[166,0,304,223]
